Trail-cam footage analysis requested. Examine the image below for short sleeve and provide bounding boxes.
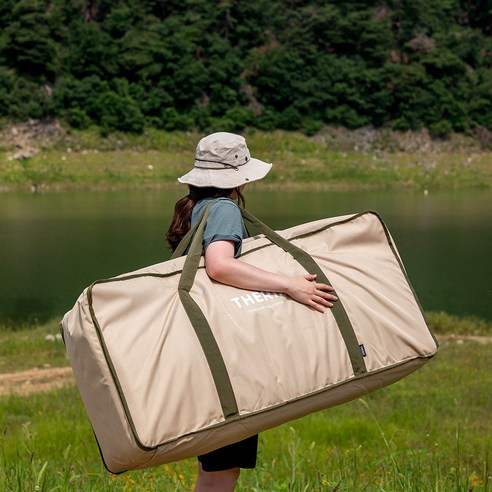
[202,199,247,257]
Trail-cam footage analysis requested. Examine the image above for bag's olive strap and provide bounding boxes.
[240,208,367,376]
[171,221,200,260]
[177,203,239,419]
[175,203,367,421]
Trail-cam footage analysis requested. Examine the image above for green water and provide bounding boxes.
[0,188,491,324]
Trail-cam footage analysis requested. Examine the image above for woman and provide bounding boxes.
[166,132,337,492]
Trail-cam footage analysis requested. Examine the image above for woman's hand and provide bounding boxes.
[284,274,337,313]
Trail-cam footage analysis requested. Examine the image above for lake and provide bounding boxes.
[0,188,491,324]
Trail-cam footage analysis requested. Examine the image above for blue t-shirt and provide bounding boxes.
[191,198,248,257]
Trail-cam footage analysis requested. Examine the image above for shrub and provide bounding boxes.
[159,107,192,131]
[64,108,91,129]
[429,120,453,139]
[96,91,145,133]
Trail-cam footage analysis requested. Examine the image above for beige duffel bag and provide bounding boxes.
[61,206,438,473]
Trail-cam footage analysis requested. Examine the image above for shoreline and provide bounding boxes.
[2,181,473,194]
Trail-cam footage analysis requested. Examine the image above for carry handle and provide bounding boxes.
[176,202,214,292]
[175,201,239,418]
[171,219,202,260]
[239,208,334,288]
[240,208,366,375]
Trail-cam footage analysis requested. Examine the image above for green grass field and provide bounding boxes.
[1,129,491,192]
[0,313,490,491]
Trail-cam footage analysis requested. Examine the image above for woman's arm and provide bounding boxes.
[205,240,338,313]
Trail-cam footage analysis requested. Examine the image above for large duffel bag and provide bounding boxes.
[60,207,438,474]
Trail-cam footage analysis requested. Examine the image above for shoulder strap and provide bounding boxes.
[170,200,217,260]
[239,207,366,376]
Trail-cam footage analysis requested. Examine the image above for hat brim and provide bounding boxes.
[178,158,272,189]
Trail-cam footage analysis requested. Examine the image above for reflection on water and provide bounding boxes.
[0,188,491,323]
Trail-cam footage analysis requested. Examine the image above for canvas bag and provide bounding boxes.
[61,206,438,473]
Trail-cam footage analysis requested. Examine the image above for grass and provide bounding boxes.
[0,313,490,490]
[1,129,491,191]
[425,311,492,337]
[0,320,68,373]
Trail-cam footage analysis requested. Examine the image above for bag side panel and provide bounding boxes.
[297,212,437,373]
[61,293,154,473]
[90,275,225,448]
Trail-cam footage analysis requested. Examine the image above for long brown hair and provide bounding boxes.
[165,185,245,251]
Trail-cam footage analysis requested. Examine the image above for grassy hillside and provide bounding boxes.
[1,128,491,192]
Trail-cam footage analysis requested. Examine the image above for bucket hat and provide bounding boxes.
[178,132,272,189]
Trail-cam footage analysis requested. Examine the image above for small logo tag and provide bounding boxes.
[359,344,367,357]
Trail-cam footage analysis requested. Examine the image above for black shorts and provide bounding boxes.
[198,434,258,472]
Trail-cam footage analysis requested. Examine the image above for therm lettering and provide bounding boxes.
[230,291,280,308]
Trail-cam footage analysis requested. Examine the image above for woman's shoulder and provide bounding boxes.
[195,197,239,211]
[212,197,239,209]
[192,197,240,223]
[208,198,241,219]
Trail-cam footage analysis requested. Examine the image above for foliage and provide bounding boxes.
[0,1,491,134]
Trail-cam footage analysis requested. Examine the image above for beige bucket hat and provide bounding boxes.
[178,132,272,189]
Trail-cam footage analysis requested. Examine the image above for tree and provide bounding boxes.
[0,0,490,134]
[97,91,145,133]
[63,22,117,78]
[1,0,58,80]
